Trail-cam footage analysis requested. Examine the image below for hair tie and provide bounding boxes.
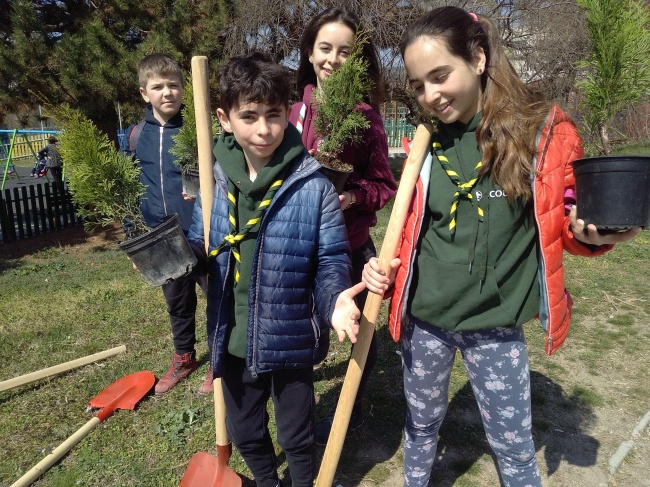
[469,12,479,22]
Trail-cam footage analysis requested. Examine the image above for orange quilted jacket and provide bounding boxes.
[388,105,612,355]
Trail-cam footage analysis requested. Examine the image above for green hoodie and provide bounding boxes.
[408,114,540,331]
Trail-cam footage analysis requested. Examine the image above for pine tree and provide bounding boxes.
[576,0,650,154]
[0,0,232,140]
[312,30,372,171]
[170,75,220,174]
[53,104,148,236]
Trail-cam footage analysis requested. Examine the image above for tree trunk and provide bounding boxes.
[599,122,612,155]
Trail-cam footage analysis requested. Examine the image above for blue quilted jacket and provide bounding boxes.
[187,151,352,377]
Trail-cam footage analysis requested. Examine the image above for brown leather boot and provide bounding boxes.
[198,365,214,394]
[154,351,198,394]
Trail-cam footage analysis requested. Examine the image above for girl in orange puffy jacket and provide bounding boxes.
[362,6,641,487]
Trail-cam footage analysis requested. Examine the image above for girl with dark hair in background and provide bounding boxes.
[289,7,397,445]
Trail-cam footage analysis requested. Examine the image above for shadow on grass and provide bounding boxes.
[310,325,405,484]
[388,155,406,183]
[422,370,600,486]
[0,224,121,273]
[310,324,600,486]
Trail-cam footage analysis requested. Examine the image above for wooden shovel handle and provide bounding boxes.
[315,123,433,487]
[11,417,101,487]
[191,56,231,448]
[192,56,215,232]
[0,345,126,393]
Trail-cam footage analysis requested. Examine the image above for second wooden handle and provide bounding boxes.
[0,345,126,392]
[315,123,433,487]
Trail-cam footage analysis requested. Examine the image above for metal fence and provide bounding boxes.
[0,181,81,243]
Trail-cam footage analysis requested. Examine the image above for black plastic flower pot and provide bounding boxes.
[182,167,201,199]
[320,166,352,193]
[117,213,197,286]
[573,155,650,230]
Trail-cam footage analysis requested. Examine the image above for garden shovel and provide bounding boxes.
[11,370,155,487]
[315,123,434,487]
[178,55,242,487]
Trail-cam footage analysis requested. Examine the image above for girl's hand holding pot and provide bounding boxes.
[569,205,642,245]
[339,191,354,210]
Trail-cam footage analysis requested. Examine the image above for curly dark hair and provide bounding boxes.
[218,52,292,114]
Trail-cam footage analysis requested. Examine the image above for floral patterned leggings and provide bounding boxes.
[401,316,541,487]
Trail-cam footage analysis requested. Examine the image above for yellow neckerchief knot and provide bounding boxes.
[209,178,283,284]
[431,134,483,236]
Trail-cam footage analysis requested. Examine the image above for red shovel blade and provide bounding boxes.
[10,371,156,487]
[179,444,242,487]
[179,452,219,485]
[88,370,155,411]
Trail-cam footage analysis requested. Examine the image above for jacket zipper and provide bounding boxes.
[250,232,265,378]
[309,293,320,346]
[532,148,552,355]
[532,107,556,355]
[209,179,231,375]
[159,126,168,216]
[212,250,232,374]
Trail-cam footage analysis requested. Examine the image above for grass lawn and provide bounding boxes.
[1,143,649,486]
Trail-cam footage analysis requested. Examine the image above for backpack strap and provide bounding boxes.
[128,120,146,155]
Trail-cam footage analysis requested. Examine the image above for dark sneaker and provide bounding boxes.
[154,351,198,394]
[198,365,214,394]
[314,406,364,445]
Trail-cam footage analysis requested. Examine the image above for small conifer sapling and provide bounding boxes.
[52,105,149,238]
[312,29,373,173]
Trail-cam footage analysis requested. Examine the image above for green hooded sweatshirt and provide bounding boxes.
[408,114,540,331]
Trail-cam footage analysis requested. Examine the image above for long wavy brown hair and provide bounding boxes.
[400,6,552,202]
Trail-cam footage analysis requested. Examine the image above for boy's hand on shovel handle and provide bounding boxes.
[331,281,366,343]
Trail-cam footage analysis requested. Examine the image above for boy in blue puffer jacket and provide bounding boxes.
[124,53,211,395]
[187,52,365,487]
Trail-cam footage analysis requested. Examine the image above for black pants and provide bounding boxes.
[222,355,315,487]
[161,273,206,354]
[350,236,378,410]
[49,166,63,182]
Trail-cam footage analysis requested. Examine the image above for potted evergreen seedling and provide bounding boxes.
[311,30,372,192]
[53,105,197,286]
[170,76,220,199]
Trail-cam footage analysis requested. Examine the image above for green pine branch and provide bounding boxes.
[576,0,650,153]
[312,29,372,164]
[169,75,220,174]
[49,104,149,237]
